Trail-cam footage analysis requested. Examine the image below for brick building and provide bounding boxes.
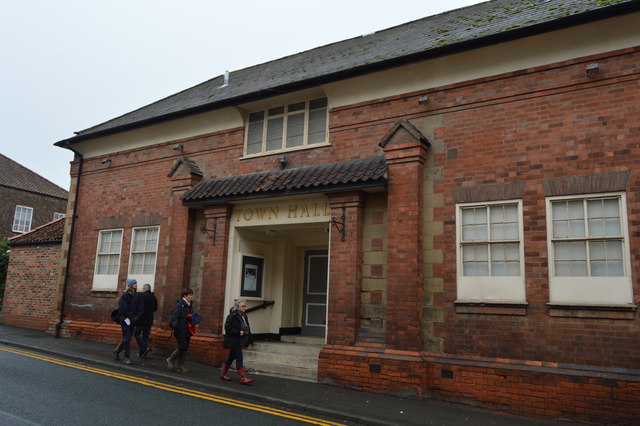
[51,0,639,423]
[2,218,65,330]
[0,154,68,240]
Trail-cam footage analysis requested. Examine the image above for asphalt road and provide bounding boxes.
[0,346,345,426]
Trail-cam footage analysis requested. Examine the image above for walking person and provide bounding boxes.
[220,299,254,385]
[133,283,158,358]
[166,288,194,373]
[113,278,141,365]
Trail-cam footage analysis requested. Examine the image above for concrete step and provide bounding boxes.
[246,360,318,382]
[243,337,324,382]
[250,341,321,357]
[280,335,324,346]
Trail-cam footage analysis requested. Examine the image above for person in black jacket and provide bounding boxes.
[166,288,194,373]
[113,278,142,365]
[133,283,158,358]
[220,299,254,385]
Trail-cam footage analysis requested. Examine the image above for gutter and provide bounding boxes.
[54,143,83,338]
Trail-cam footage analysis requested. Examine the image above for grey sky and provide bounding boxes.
[1,0,481,190]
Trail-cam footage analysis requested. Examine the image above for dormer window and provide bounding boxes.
[245,97,328,155]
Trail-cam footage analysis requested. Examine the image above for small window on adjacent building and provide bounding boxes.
[12,205,33,233]
[456,200,525,302]
[92,229,123,291]
[546,193,632,305]
[129,227,159,290]
[53,212,65,220]
[245,97,328,156]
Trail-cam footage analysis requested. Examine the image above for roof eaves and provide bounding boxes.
[54,1,640,147]
[181,178,387,207]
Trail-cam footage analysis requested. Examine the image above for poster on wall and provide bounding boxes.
[241,255,263,297]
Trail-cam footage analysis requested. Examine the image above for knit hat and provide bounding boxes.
[126,278,138,287]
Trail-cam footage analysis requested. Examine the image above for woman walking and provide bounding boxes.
[220,299,254,384]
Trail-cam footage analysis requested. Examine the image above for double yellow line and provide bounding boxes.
[0,346,346,426]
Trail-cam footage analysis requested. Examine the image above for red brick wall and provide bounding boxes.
[55,45,639,423]
[2,243,61,330]
[432,48,640,369]
[319,47,640,423]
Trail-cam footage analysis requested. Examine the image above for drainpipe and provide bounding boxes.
[55,142,83,338]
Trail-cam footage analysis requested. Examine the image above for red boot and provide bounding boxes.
[238,367,254,385]
[220,364,232,381]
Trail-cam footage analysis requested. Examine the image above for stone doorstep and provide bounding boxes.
[243,336,324,382]
[280,335,325,345]
[249,341,323,357]
[245,360,318,382]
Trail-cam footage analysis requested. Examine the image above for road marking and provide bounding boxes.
[0,346,346,426]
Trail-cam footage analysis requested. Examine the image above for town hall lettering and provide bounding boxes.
[235,202,330,223]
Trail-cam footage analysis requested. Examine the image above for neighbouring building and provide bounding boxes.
[0,154,68,240]
[48,0,639,423]
[2,218,65,330]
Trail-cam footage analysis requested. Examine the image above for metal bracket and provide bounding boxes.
[200,218,218,245]
[329,207,346,241]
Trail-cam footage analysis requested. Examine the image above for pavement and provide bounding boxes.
[0,324,582,426]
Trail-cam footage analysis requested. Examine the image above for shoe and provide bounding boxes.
[220,364,232,381]
[175,352,189,373]
[113,343,123,361]
[238,367,254,385]
[141,347,152,359]
[124,358,133,365]
[166,348,179,370]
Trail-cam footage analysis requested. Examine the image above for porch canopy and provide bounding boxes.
[182,156,387,206]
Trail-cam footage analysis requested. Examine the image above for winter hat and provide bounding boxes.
[126,278,138,287]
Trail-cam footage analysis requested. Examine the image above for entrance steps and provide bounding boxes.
[243,335,324,382]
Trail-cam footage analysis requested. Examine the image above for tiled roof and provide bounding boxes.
[55,0,638,145]
[8,217,65,246]
[0,154,69,199]
[182,156,387,205]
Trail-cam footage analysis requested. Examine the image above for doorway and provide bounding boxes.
[301,249,328,336]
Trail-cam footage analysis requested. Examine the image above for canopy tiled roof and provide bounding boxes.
[8,217,65,246]
[55,0,638,146]
[182,156,387,205]
[0,154,68,199]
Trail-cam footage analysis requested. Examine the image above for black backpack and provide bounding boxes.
[110,309,120,324]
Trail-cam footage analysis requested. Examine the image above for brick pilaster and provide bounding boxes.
[326,191,365,346]
[200,204,234,334]
[380,120,429,350]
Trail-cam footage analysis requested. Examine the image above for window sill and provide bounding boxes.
[547,303,636,319]
[454,301,528,315]
[241,142,331,160]
[90,291,118,298]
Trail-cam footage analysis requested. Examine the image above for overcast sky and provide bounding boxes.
[1,0,482,191]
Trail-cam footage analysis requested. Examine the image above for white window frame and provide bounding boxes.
[546,192,632,305]
[128,226,160,291]
[456,200,526,303]
[243,97,329,156]
[12,205,33,233]
[53,212,65,220]
[92,229,123,291]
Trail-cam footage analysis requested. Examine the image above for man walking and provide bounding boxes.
[113,278,142,365]
[134,283,158,358]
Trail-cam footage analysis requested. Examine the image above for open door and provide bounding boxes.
[301,249,328,336]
